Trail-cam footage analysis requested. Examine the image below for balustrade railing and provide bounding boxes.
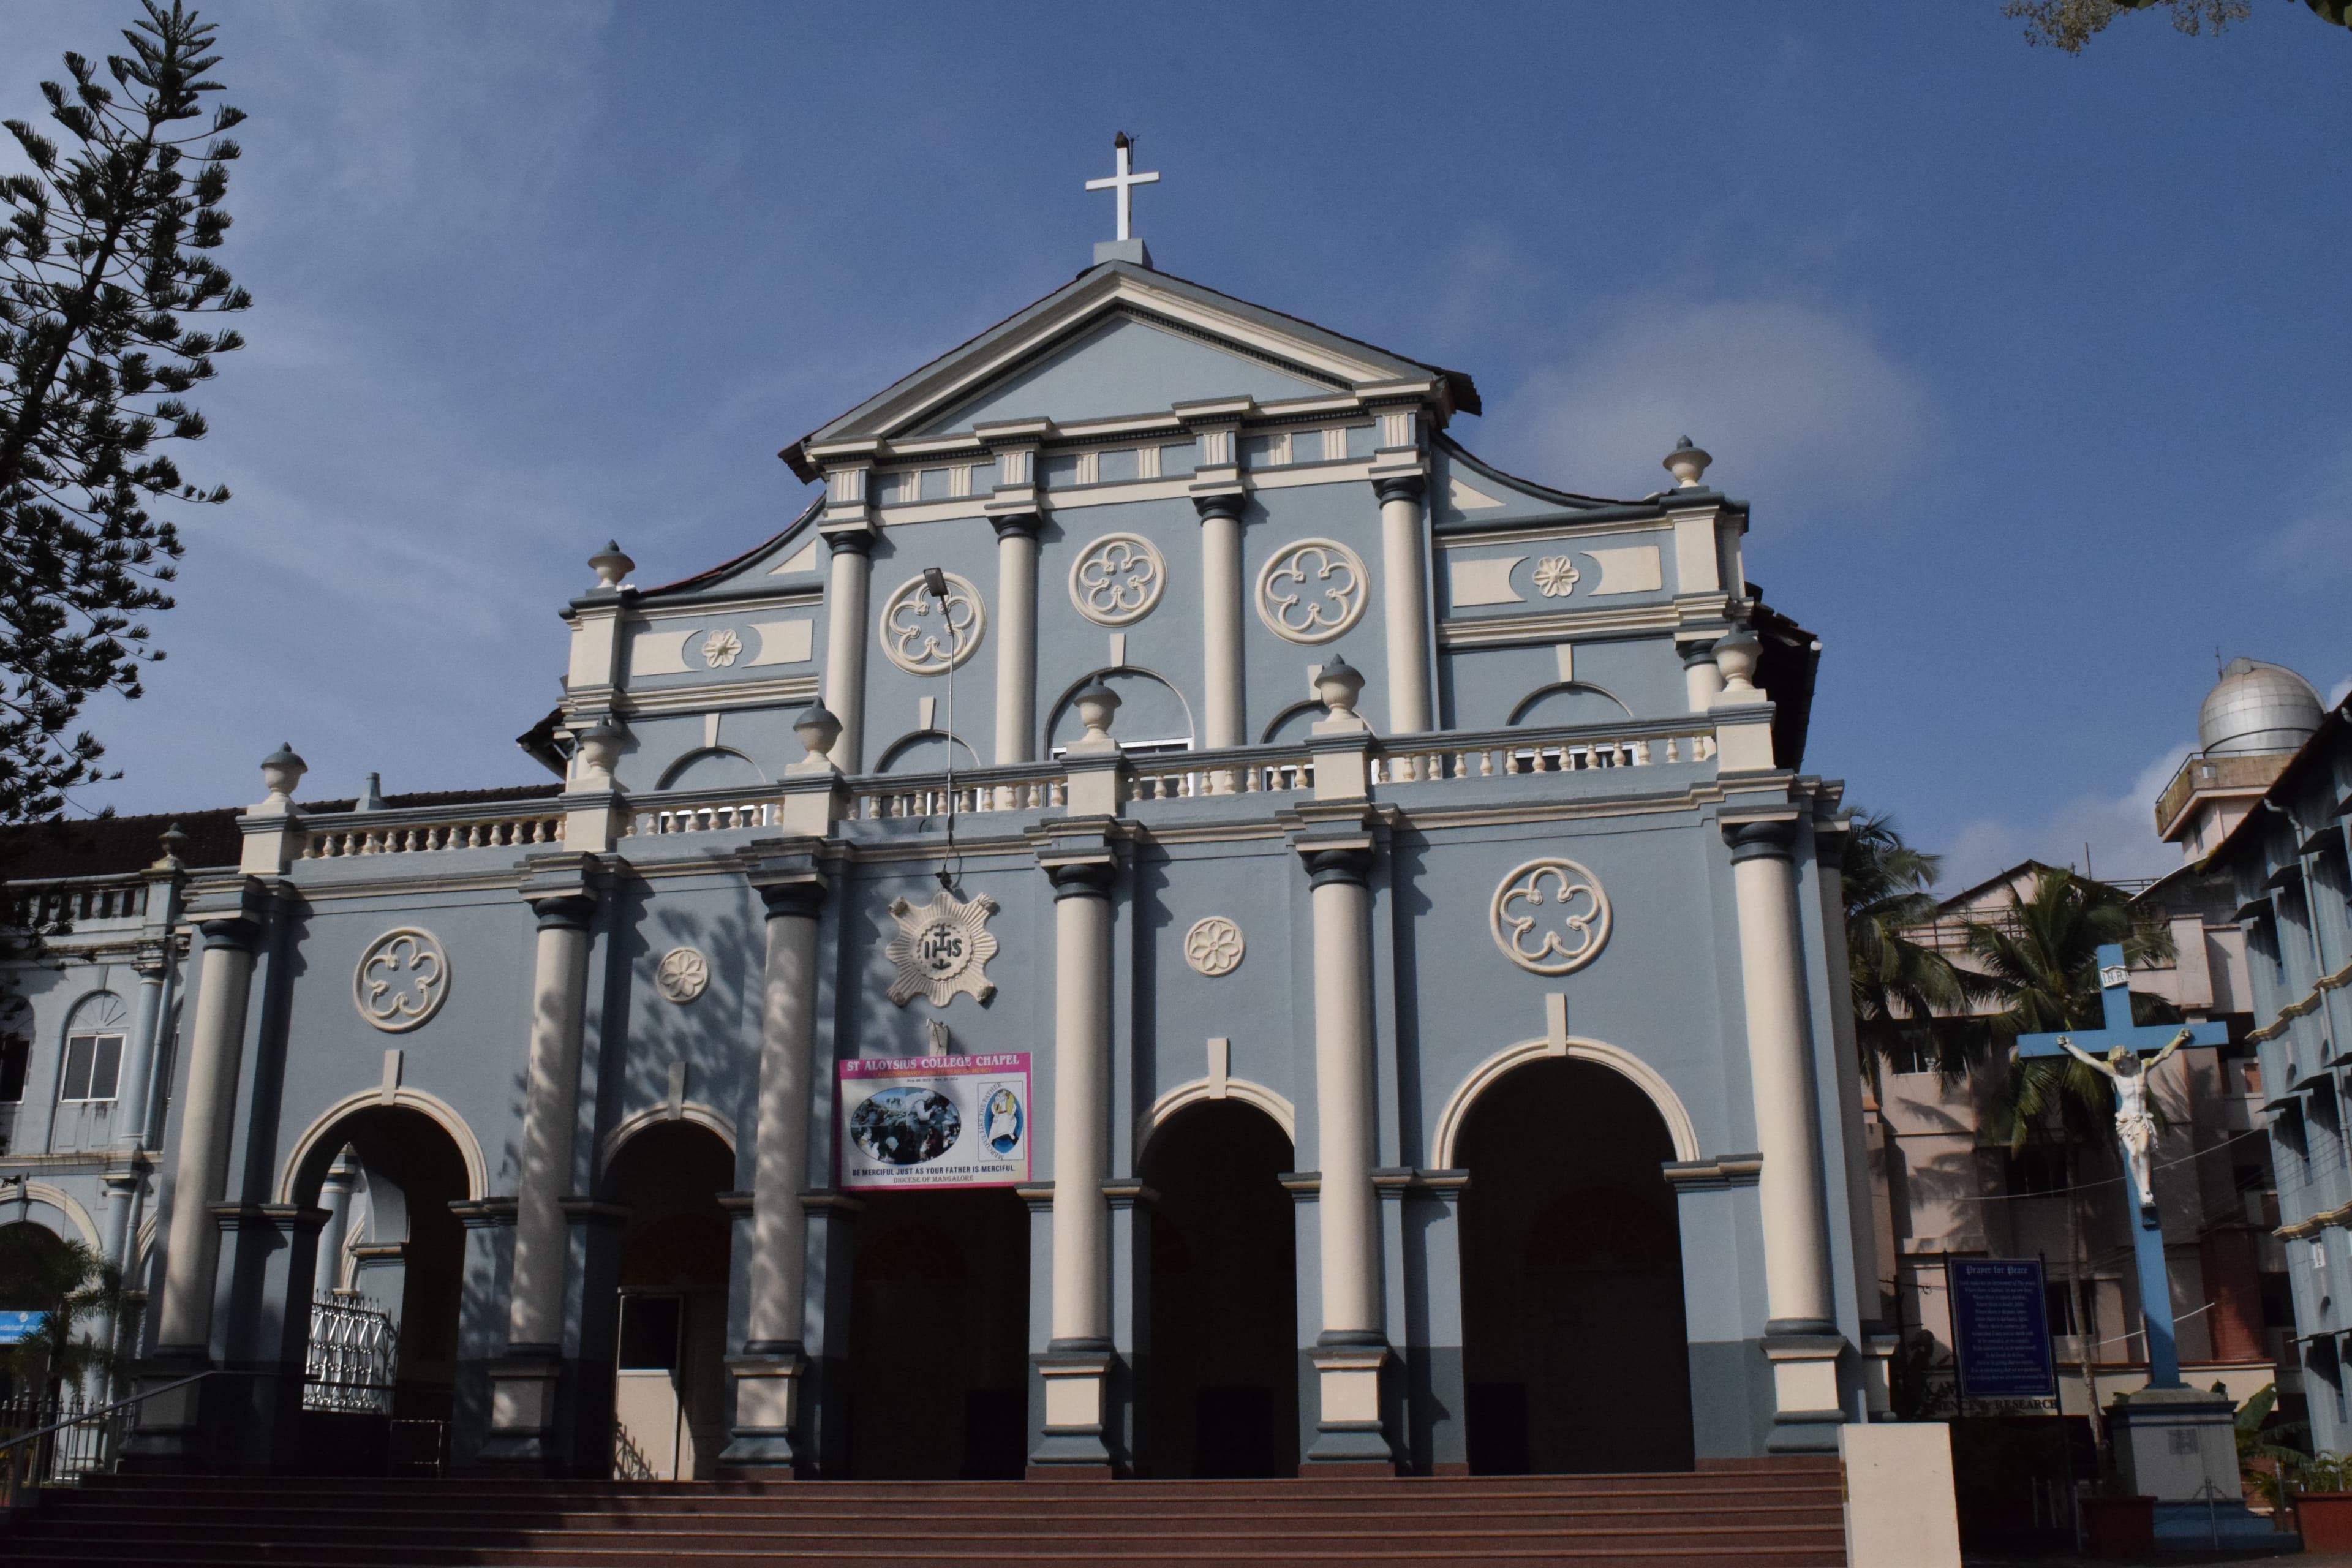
[1373,724,1716,785]
[630,797,778,836]
[304,1295,398,1415]
[0,1392,128,1495]
[853,764,1068,820]
[302,814,562,858]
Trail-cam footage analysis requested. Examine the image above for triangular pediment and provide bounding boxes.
[785,260,1476,477]
[911,312,1338,436]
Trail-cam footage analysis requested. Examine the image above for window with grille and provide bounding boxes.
[59,1033,123,1103]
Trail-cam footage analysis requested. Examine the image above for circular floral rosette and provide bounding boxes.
[1256,537,1368,644]
[1069,533,1166,627]
[878,570,986,675]
[1488,859,1611,976]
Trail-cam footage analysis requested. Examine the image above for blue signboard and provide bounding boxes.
[0,1311,43,1345]
[1950,1257,2057,1401]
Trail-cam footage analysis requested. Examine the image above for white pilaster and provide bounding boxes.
[1374,475,1433,737]
[1193,494,1247,758]
[820,524,875,774]
[990,513,1041,764]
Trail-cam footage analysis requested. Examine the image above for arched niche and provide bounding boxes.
[1507,682,1632,728]
[658,747,766,791]
[1259,699,1327,745]
[1044,666,1194,753]
[875,730,982,775]
[598,1120,736,1480]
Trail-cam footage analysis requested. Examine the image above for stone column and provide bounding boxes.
[1300,840,1392,1469]
[482,879,598,1465]
[722,864,829,1472]
[820,526,875,774]
[115,949,170,1159]
[150,903,262,1355]
[1374,476,1433,737]
[1033,855,1117,1472]
[992,513,1041,766]
[1725,817,1842,1449]
[1193,494,1248,759]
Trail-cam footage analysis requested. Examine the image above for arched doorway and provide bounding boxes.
[602,1121,733,1480]
[290,1105,470,1425]
[0,1222,85,1400]
[1139,1101,1297,1477]
[1457,1058,1693,1474]
[848,1187,1028,1479]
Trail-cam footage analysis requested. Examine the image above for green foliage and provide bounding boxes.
[0,1,248,826]
[1889,1328,1956,1421]
[2003,0,2346,53]
[0,1223,132,1396]
[1972,869,2178,1153]
[2228,1382,2310,1507]
[1842,811,1980,1080]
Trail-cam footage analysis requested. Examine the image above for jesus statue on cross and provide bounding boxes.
[2056,1025,2194,1210]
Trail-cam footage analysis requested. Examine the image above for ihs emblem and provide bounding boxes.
[885,889,1000,1007]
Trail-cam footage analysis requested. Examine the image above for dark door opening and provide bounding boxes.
[1139,1101,1298,1477]
[848,1186,1029,1479]
[1459,1058,1694,1474]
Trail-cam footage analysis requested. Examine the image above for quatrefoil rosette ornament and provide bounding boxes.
[353,927,451,1032]
[1069,533,1166,627]
[1488,859,1611,976]
[878,570,986,675]
[885,889,1000,1006]
[1256,538,1368,645]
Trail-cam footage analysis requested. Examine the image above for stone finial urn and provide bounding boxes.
[793,701,843,768]
[1314,655,1366,723]
[259,742,307,806]
[1663,435,1713,489]
[1074,679,1122,745]
[1713,627,1762,693]
[576,717,626,782]
[587,540,635,590]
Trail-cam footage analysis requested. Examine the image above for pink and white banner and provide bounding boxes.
[837,1053,1031,1190]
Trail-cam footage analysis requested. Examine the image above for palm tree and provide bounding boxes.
[0,1224,132,1404]
[1970,868,2177,1458]
[1842,812,1977,1079]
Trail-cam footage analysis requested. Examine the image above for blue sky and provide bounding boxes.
[6,2,2345,889]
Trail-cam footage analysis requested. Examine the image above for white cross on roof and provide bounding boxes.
[1085,132,1159,243]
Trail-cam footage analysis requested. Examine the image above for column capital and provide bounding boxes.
[1191,491,1246,524]
[197,913,261,952]
[1724,815,1798,862]
[1302,846,1374,889]
[989,510,1042,542]
[818,519,876,556]
[1043,857,1116,900]
[529,893,598,931]
[1371,473,1425,507]
[741,840,830,916]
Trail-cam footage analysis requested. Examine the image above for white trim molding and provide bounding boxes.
[597,1100,739,1180]
[8,1180,102,1250]
[1140,1077,1297,1158]
[276,1086,490,1205]
[1431,1034,1700,1170]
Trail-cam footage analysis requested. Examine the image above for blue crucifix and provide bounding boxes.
[2016,944,2226,1389]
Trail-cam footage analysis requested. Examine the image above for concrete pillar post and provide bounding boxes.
[1299,839,1392,1470]
[1374,476,1433,738]
[481,878,598,1466]
[1032,854,1117,1473]
[1681,639,1727,714]
[821,526,875,774]
[115,950,170,1160]
[150,903,262,1354]
[1725,816,1843,1450]
[991,513,1041,766]
[722,863,829,1473]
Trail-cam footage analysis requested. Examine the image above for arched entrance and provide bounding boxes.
[1139,1101,1298,1477]
[289,1105,470,1425]
[1457,1058,1693,1474]
[848,1187,1028,1479]
[602,1121,733,1480]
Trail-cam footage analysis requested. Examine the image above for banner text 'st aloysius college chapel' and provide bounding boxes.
[53,208,1880,1480]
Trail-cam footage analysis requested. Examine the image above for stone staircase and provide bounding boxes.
[6,1461,1848,1566]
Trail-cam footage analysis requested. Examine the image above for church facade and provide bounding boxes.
[6,239,1884,1481]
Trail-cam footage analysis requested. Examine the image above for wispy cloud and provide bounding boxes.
[1482,296,1931,511]
[1937,745,2188,894]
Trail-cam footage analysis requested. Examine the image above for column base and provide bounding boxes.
[1029,1347,1115,1473]
[1305,1338,1395,1469]
[717,1343,808,1476]
[2109,1385,2243,1505]
[115,1348,209,1472]
[476,1348,564,1469]
[1762,1329,1845,1453]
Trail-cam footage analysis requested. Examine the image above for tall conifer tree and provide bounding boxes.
[0,1,248,824]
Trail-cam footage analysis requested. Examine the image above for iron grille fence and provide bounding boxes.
[303,1295,398,1414]
[0,1390,134,1498]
